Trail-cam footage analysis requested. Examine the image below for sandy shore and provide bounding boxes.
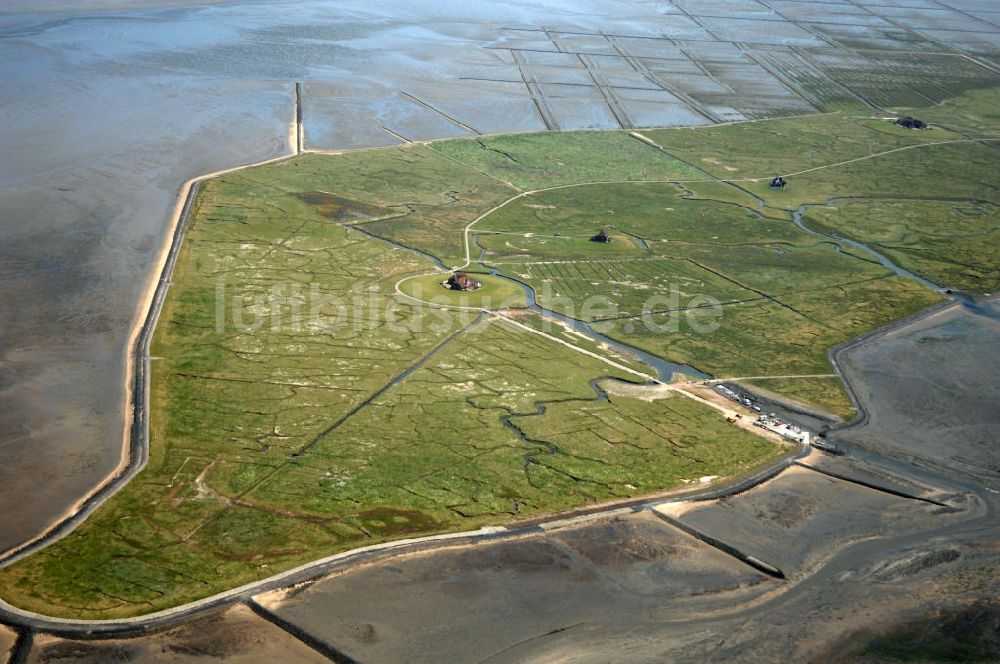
[0,86,301,565]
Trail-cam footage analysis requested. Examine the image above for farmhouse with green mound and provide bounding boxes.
[446,271,481,291]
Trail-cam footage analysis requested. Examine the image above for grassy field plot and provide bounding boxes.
[431,130,702,190]
[477,182,798,246]
[477,230,647,262]
[593,276,940,378]
[0,314,780,618]
[473,182,940,380]
[0,155,780,619]
[266,147,515,266]
[0,162,475,617]
[639,113,962,183]
[242,319,781,522]
[908,88,1000,137]
[743,141,1000,211]
[503,257,751,320]
[498,310,654,376]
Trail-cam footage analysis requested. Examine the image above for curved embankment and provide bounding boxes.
[0,179,191,568]
[1,113,986,630]
[0,159,291,569]
[0,440,808,636]
[0,80,304,567]
[825,298,960,434]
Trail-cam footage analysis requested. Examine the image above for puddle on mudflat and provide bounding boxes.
[299,192,394,222]
[355,507,438,537]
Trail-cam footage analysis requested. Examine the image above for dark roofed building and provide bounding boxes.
[446,271,481,291]
[590,229,611,243]
[895,116,927,130]
[770,176,786,189]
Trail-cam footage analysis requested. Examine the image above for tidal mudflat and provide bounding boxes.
[254,512,775,664]
[658,465,964,577]
[0,625,16,663]
[837,300,1000,491]
[22,604,327,664]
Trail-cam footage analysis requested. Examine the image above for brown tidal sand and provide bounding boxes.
[0,625,17,663]
[24,605,326,664]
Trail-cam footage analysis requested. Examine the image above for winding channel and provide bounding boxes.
[792,201,942,292]
[791,199,1000,323]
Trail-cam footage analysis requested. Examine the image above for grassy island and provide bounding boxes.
[2,89,997,619]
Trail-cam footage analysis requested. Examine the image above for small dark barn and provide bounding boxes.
[895,116,927,129]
